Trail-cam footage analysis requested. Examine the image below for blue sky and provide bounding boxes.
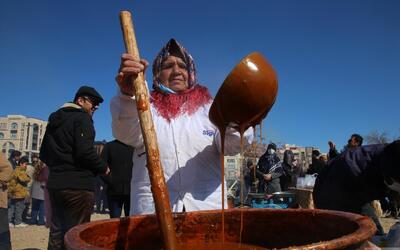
[1,0,399,152]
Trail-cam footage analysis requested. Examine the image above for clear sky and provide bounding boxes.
[1,0,399,153]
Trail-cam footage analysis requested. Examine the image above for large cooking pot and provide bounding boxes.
[65,208,376,249]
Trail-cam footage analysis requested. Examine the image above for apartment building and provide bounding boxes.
[0,115,47,159]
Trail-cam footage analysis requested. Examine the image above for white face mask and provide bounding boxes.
[268,149,275,155]
[384,178,400,194]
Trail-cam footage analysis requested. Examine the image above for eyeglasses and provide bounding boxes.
[82,96,99,107]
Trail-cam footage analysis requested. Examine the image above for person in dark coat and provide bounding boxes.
[280,150,295,191]
[306,150,326,175]
[313,140,400,235]
[40,86,109,250]
[101,140,134,218]
[328,133,363,160]
[256,143,283,194]
[8,150,21,170]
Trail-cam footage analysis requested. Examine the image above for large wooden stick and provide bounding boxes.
[119,11,179,250]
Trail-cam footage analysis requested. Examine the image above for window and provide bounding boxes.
[10,122,18,130]
[32,124,39,150]
[10,131,17,139]
[0,132,3,139]
[2,142,15,157]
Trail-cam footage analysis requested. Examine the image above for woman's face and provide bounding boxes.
[158,55,189,92]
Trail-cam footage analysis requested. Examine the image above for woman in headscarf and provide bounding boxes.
[280,149,295,191]
[256,143,283,194]
[111,39,253,215]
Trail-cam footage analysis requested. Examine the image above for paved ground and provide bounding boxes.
[10,213,109,250]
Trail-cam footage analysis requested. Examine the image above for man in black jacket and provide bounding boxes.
[40,86,109,250]
[101,140,134,218]
[306,150,326,175]
[328,133,363,160]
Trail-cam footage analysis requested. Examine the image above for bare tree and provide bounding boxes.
[365,130,390,144]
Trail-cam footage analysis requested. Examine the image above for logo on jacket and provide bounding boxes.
[202,129,215,137]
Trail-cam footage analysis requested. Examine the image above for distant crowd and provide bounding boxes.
[241,133,400,236]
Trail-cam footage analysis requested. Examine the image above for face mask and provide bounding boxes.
[384,178,400,194]
[268,149,275,155]
[158,83,176,94]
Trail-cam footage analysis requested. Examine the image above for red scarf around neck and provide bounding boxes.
[151,85,212,122]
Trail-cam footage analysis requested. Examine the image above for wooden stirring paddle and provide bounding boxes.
[119,10,179,250]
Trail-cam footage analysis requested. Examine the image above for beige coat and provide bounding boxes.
[0,153,13,208]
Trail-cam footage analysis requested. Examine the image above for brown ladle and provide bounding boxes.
[209,52,278,134]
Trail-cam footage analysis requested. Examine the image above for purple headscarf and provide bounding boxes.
[152,39,197,93]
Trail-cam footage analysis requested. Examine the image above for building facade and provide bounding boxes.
[0,115,47,159]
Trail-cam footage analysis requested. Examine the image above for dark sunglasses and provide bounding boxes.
[83,96,99,106]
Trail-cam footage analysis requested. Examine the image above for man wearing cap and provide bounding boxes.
[40,85,109,250]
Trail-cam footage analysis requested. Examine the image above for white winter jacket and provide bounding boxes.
[111,91,253,215]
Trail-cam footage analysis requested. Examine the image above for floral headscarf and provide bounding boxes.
[152,39,197,93]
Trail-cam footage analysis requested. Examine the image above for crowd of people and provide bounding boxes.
[239,133,400,236]
[0,38,399,249]
[1,152,51,249]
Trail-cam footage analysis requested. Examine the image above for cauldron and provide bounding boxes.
[65,208,375,249]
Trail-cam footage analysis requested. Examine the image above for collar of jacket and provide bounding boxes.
[60,102,82,110]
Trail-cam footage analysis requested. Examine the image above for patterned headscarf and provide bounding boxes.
[152,39,197,93]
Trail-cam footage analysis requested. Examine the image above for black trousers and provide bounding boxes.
[47,189,94,250]
[107,194,130,218]
[0,208,11,250]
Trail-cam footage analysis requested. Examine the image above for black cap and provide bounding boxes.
[74,86,104,104]
[19,156,29,165]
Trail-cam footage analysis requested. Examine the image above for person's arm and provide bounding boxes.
[100,144,112,185]
[0,154,13,189]
[271,172,282,179]
[255,160,265,180]
[16,170,31,185]
[73,115,107,174]
[110,92,144,148]
[25,165,35,189]
[270,161,283,179]
[111,54,149,148]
